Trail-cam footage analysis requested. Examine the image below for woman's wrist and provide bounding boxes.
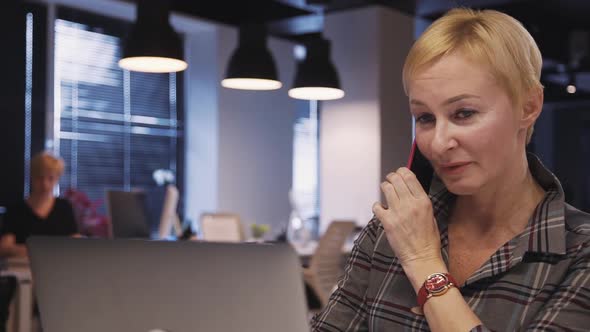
[402,258,449,294]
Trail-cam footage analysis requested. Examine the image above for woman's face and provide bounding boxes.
[407,52,525,195]
[32,171,60,195]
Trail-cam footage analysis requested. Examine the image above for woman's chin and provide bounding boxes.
[441,178,479,196]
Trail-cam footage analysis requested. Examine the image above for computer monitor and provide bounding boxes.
[107,186,182,240]
[105,190,151,238]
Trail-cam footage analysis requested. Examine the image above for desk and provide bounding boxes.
[1,257,32,332]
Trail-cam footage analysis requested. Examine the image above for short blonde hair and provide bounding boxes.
[30,152,65,178]
[402,8,543,144]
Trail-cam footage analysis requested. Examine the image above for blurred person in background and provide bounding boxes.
[0,152,79,331]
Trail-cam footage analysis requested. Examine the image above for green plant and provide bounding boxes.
[250,223,270,239]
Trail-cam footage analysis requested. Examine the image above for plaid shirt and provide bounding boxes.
[312,154,590,331]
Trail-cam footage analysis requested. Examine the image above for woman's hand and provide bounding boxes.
[0,234,29,258]
[373,167,446,290]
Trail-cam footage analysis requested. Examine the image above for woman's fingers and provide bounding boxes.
[372,201,387,220]
[396,167,428,199]
[384,168,426,202]
[380,178,399,207]
[374,168,441,269]
[377,167,430,226]
[389,171,413,200]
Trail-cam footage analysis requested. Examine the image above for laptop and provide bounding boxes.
[27,237,310,332]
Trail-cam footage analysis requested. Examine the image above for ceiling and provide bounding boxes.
[126,0,590,100]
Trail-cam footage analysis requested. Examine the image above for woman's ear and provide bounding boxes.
[520,87,544,129]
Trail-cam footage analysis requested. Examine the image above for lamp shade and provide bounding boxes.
[221,25,282,90]
[289,38,343,100]
[119,0,187,73]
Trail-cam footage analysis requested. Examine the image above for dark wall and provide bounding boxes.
[531,105,590,213]
[554,108,590,213]
[0,1,26,207]
[0,2,46,208]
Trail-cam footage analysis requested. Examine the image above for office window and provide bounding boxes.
[24,12,33,197]
[53,12,183,206]
[292,100,320,235]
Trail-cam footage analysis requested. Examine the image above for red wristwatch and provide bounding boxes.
[417,272,457,308]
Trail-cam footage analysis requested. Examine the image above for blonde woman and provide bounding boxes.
[0,152,78,257]
[312,8,589,331]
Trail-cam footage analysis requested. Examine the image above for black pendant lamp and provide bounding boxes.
[289,37,344,100]
[119,0,187,73]
[221,24,282,90]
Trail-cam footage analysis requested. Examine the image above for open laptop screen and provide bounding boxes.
[28,237,310,332]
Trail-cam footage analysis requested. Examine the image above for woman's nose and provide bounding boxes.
[430,123,458,155]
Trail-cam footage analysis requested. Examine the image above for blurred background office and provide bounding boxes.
[2,0,590,243]
[1,0,590,331]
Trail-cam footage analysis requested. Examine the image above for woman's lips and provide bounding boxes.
[439,162,471,175]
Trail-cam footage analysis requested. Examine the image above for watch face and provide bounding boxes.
[425,273,448,293]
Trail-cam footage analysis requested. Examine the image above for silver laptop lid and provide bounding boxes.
[28,237,309,332]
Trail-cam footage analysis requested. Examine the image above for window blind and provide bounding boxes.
[54,18,182,207]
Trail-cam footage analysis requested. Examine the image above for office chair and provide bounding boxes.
[303,220,356,308]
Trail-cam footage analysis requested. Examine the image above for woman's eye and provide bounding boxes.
[415,114,435,124]
[455,109,476,119]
